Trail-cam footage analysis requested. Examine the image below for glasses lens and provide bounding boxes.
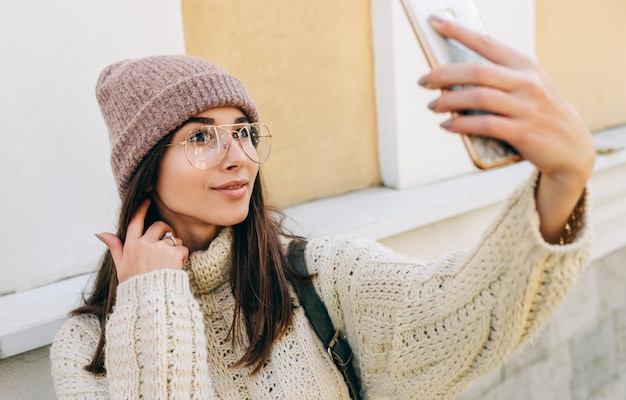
[238,123,271,164]
[185,127,224,169]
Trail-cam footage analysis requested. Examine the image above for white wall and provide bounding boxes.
[0,0,186,294]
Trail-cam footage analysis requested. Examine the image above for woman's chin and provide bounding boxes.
[218,211,250,227]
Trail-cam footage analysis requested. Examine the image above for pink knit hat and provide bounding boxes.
[96,55,259,197]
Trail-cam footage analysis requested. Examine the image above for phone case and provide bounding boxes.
[400,0,522,169]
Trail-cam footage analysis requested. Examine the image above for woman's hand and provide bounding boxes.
[420,17,595,243]
[96,200,189,282]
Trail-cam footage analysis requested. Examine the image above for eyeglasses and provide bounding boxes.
[166,123,272,170]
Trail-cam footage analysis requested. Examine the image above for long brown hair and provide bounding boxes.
[72,132,309,374]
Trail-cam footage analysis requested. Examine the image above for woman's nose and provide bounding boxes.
[220,135,248,168]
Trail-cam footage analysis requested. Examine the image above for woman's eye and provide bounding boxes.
[188,128,214,144]
[248,126,260,146]
[238,126,251,139]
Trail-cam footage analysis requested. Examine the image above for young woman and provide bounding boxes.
[51,19,594,399]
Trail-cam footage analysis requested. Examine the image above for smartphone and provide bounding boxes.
[400,0,522,170]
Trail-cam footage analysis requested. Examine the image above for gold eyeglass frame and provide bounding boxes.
[165,122,272,170]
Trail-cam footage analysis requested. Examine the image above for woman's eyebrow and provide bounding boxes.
[183,117,214,126]
[179,116,249,129]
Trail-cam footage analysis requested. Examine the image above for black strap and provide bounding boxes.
[288,240,363,400]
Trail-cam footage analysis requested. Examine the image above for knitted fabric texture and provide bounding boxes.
[50,172,592,399]
[95,55,259,197]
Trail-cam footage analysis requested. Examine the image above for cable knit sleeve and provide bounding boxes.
[306,171,592,399]
[51,269,214,399]
[105,268,213,400]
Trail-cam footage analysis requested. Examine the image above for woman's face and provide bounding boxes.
[152,107,259,250]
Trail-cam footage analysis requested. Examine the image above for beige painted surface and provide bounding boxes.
[536,0,626,131]
[181,0,380,207]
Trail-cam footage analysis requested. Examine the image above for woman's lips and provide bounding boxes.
[213,180,248,199]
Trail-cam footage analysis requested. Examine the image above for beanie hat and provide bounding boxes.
[96,55,259,197]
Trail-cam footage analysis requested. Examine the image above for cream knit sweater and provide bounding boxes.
[51,173,591,399]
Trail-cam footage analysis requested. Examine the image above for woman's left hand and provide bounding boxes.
[420,17,595,243]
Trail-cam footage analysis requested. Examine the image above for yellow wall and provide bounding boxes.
[181,1,380,207]
[536,0,626,131]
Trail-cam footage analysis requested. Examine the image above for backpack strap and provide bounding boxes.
[288,239,362,400]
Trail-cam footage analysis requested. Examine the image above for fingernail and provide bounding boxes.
[418,75,429,87]
[429,15,445,28]
[440,120,452,129]
[428,99,437,110]
[95,233,106,244]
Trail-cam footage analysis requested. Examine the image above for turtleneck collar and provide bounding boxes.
[184,227,233,294]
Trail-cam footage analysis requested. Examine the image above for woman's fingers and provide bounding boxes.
[126,199,151,240]
[95,200,189,282]
[420,62,520,92]
[95,232,123,267]
[429,16,534,69]
[440,113,525,144]
[145,220,177,242]
[429,85,525,118]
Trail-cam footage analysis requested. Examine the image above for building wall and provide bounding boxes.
[536,0,626,131]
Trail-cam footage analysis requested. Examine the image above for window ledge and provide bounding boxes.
[286,126,626,240]
[0,274,91,358]
[2,126,625,360]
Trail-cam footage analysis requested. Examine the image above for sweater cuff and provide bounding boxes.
[116,269,192,305]
[518,169,591,249]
